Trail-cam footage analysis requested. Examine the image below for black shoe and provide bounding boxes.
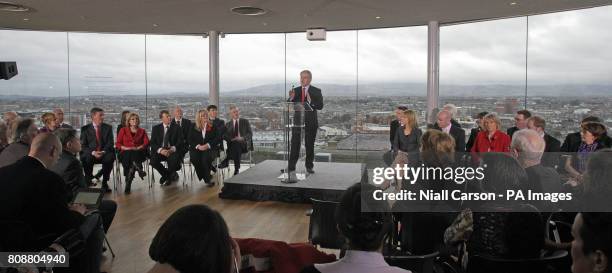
[233,170,239,175]
[101,182,112,193]
[124,185,131,194]
[159,175,167,185]
[93,170,103,181]
[219,160,229,169]
[306,168,315,174]
[135,163,146,179]
[211,166,217,173]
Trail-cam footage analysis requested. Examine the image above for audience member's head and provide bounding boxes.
[336,183,392,252]
[582,116,604,125]
[582,149,612,206]
[53,108,65,124]
[12,118,38,145]
[174,106,183,120]
[581,122,607,145]
[207,105,218,120]
[482,113,501,134]
[0,121,7,146]
[229,105,240,120]
[90,107,105,125]
[41,112,57,131]
[28,133,62,168]
[514,110,532,129]
[481,153,528,195]
[54,128,81,155]
[159,110,171,125]
[149,204,235,273]
[526,116,546,135]
[511,129,545,168]
[475,111,489,130]
[421,129,455,167]
[399,109,418,130]
[436,110,453,129]
[572,212,611,273]
[127,113,141,128]
[395,105,408,120]
[3,111,18,128]
[442,104,457,119]
[195,109,209,131]
[120,110,131,129]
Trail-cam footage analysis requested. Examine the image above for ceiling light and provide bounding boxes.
[22,18,28,21]
[152,23,159,27]
[0,2,32,12]
[509,2,517,5]
[231,6,267,16]
[375,16,382,19]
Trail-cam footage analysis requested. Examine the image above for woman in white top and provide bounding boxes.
[300,183,410,273]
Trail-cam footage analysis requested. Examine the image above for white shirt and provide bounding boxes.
[302,85,311,103]
[442,123,452,134]
[157,123,176,154]
[174,118,183,127]
[196,124,210,150]
[315,250,410,273]
[232,119,241,138]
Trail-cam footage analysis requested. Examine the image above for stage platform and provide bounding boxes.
[219,160,366,203]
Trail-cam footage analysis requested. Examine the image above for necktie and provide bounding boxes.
[95,125,101,151]
[163,126,169,148]
[301,87,305,103]
[234,120,239,138]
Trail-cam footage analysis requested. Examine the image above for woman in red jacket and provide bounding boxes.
[471,113,511,159]
[116,112,149,194]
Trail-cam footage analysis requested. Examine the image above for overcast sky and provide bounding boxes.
[0,5,611,97]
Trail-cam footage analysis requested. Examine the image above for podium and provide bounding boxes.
[279,101,313,183]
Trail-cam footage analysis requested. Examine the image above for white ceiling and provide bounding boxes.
[1,0,611,34]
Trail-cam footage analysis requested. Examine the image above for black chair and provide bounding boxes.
[307,198,345,250]
[384,251,440,273]
[468,250,568,273]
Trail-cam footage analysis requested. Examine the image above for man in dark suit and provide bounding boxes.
[526,116,561,169]
[54,108,73,129]
[466,111,488,152]
[432,110,466,153]
[171,105,192,158]
[389,106,407,149]
[287,70,324,178]
[220,105,252,175]
[51,128,117,234]
[507,109,531,138]
[150,110,184,186]
[207,105,226,173]
[80,107,115,192]
[0,133,104,272]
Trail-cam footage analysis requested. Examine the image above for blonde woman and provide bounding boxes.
[383,109,422,190]
[39,112,57,133]
[188,109,218,186]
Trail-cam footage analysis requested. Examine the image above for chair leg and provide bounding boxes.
[104,233,116,259]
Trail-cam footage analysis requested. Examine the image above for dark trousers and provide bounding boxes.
[224,141,246,171]
[81,152,115,182]
[288,126,316,171]
[58,213,104,273]
[190,150,213,183]
[119,150,146,175]
[150,151,182,178]
[99,200,117,234]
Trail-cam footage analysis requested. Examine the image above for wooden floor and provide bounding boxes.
[99,169,312,273]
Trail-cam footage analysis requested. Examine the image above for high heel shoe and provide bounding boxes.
[134,162,146,179]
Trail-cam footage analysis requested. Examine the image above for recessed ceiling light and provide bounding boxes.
[509,2,517,5]
[375,16,382,19]
[152,23,159,27]
[22,18,28,21]
[0,2,32,12]
[231,6,267,16]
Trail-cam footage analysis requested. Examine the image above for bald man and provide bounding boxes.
[432,110,466,153]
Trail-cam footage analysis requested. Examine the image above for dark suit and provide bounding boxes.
[223,118,252,172]
[525,164,562,211]
[390,119,400,149]
[188,125,218,183]
[50,151,117,234]
[288,85,324,171]
[80,123,116,183]
[0,156,85,249]
[171,118,192,155]
[507,126,519,138]
[432,124,466,153]
[58,123,73,129]
[150,123,184,180]
[466,127,481,153]
[541,133,561,168]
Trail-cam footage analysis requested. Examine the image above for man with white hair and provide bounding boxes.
[53,108,73,129]
[433,110,466,152]
[511,129,561,196]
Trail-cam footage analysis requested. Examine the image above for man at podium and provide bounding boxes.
[287,70,324,177]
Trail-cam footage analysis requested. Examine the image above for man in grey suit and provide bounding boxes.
[219,105,252,175]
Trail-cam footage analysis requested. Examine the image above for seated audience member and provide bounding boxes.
[301,183,409,273]
[54,107,73,129]
[526,116,561,168]
[148,204,241,273]
[117,110,131,136]
[507,109,531,138]
[80,107,115,193]
[0,121,8,153]
[2,111,18,129]
[207,105,226,172]
[390,105,408,149]
[150,110,184,186]
[219,106,252,175]
[470,113,511,156]
[392,109,422,166]
[561,116,612,154]
[445,154,544,266]
[578,149,612,211]
[571,212,611,273]
[0,118,38,168]
[432,110,466,152]
[39,112,57,133]
[442,103,462,128]
[171,105,192,159]
[511,129,561,211]
[51,128,117,234]
[189,109,218,185]
[565,122,609,185]
[0,133,104,273]
[116,112,149,194]
[466,111,488,152]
